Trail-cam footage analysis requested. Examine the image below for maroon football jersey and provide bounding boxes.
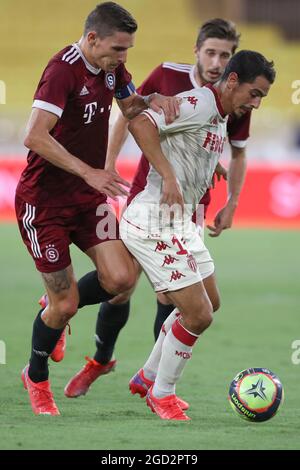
[17,43,133,207]
[129,62,251,210]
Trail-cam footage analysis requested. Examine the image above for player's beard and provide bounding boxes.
[197,63,221,85]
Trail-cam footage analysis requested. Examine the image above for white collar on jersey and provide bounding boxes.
[73,40,101,75]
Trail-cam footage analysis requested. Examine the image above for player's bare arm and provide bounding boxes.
[24,108,130,199]
[105,112,130,172]
[208,145,246,237]
[128,114,184,209]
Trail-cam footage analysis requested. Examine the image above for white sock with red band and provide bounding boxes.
[152,318,199,398]
[143,308,180,381]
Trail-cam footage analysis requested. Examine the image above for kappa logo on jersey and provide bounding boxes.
[155,241,171,252]
[162,255,179,267]
[170,270,186,282]
[105,73,115,90]
[210,117,218,126]
[80,85,89,96]
[45,244,59,263]
[83,102,98,124]
[186,96,198,109]
[203,131,226,154]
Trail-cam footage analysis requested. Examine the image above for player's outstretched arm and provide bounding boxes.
[117,93,180,124]
[207,146,247,237]
[129,114,184,209]
[24,108,130,199]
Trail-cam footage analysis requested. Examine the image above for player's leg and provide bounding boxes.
[154,293,175,341]
[29,265,79,381]
[15,196,81,414]
[145,281,212,420]
[153,272,220,340]
[64,239,139,398]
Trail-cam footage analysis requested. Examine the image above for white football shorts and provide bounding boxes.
[120,216,214,293]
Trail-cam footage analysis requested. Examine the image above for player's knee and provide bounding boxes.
[55,298,78,322]
[102,270,136,294]
[190,298,213,332]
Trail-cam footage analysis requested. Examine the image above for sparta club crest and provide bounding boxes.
[105,73,115,90]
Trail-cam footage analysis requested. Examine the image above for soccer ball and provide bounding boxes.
[228,368,284,422]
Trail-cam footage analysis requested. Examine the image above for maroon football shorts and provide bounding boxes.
[15,195,120,273]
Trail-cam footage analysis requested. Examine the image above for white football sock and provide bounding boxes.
[152,318,199,398]
[143,308,180,381]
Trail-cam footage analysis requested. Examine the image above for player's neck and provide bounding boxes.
[216,82,233,115]
[78,37,100,70]
[193,67,205,87]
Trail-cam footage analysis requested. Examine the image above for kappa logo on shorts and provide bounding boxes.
[45,244,59,263]
[155,241,171,252]
[170,270,186,282]
[105,73,115,90]
[162,255,178,267]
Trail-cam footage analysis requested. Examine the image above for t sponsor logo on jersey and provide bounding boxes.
[80,85,89,96]
[45,244,59,263]
[83,102,98,124]
[105,73,115,90]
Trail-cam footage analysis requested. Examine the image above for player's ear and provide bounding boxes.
[226,72,239,90]
[87,31,98,45]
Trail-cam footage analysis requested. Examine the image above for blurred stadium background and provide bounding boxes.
[0,0,299,450]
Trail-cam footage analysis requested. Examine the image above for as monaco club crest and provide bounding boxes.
[105,73,115,90]
[187,254,197,272]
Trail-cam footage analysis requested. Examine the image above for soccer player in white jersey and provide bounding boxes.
[120,50,275,420]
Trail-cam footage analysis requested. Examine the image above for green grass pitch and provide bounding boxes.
[0,223,299,450]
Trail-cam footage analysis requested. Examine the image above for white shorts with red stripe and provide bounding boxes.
[120,215,214,293]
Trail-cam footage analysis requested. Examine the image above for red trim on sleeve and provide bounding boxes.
[142,111,158,129]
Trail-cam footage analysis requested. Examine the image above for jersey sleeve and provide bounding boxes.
[227,111,251,148]
[114,64,135,100]
[142,90,212,135]
[33,61,76,118]
[137,64,164,95]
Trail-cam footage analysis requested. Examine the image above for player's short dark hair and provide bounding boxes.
[196,18,240,53]
[84,2,138,38]
[221,50,276,84]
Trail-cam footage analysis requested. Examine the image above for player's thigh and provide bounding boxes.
[86,240,137,293]
[15,196,74,274]
[202,272,220,312]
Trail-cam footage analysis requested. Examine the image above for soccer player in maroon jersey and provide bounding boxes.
[61,19,253,401]
[15,2,181,416]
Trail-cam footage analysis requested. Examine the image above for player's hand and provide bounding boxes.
[149,94,181,124]
[84,169,130,199]
[211,162,227,189]
[160,177,184,212]
[207,203,237,237]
